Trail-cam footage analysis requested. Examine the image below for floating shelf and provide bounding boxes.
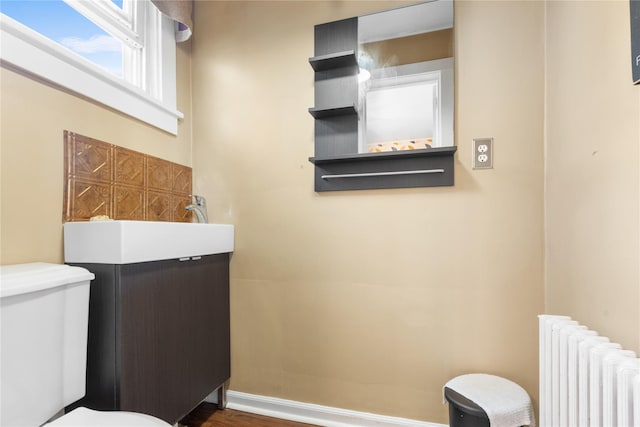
[308,105,357,119]
[308,146,457,192]
[309,146,457,164]
[309,50,357,72]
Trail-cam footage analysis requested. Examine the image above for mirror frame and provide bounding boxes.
[308,1,457,192]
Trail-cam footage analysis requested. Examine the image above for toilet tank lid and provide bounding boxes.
[0,263,94,299]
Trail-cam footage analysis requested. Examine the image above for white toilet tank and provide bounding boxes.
[1,263,94,427]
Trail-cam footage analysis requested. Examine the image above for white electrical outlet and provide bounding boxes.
[472,138,493,169]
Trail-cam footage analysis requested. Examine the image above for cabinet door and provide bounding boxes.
[180,254,230,405]
[117,254,230,424]
[118,259,191,423]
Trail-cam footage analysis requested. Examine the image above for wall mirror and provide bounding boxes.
[358,1,454,154]
[308,0,456,192]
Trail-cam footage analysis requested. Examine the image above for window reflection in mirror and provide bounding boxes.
[357,0,454,154]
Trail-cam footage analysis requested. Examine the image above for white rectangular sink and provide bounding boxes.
[64,221,234,264]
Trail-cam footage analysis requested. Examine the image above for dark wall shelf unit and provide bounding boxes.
[308,15,457,192]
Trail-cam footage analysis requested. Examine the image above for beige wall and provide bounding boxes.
[545,1,640,352]
[192,1,545,423]
[3,0,637,424]
[0,43,193,265]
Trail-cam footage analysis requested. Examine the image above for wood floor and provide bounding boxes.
[180,402,319,427]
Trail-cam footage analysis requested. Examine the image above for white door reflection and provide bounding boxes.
[364,75,438,153]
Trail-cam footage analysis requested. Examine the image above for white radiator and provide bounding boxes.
[539,315,640,427]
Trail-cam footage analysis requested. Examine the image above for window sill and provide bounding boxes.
[0,15,183,135]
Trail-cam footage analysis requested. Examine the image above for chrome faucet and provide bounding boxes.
[185,195,208,223]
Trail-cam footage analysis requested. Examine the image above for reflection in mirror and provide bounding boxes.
[357,1,454,154]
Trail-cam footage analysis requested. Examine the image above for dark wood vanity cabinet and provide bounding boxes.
[69,253,230,424]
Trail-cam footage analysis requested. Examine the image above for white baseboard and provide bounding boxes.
[206,390,446,427]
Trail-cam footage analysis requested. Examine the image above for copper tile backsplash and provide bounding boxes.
[64,131,193,222]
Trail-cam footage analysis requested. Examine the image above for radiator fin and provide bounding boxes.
[539,315,639,427]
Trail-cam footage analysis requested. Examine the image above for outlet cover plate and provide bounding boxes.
[472,138,493,169]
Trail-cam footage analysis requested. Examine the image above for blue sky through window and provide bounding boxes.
[1,0,124,77]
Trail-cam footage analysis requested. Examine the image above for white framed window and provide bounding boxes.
[0,0,182,135]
